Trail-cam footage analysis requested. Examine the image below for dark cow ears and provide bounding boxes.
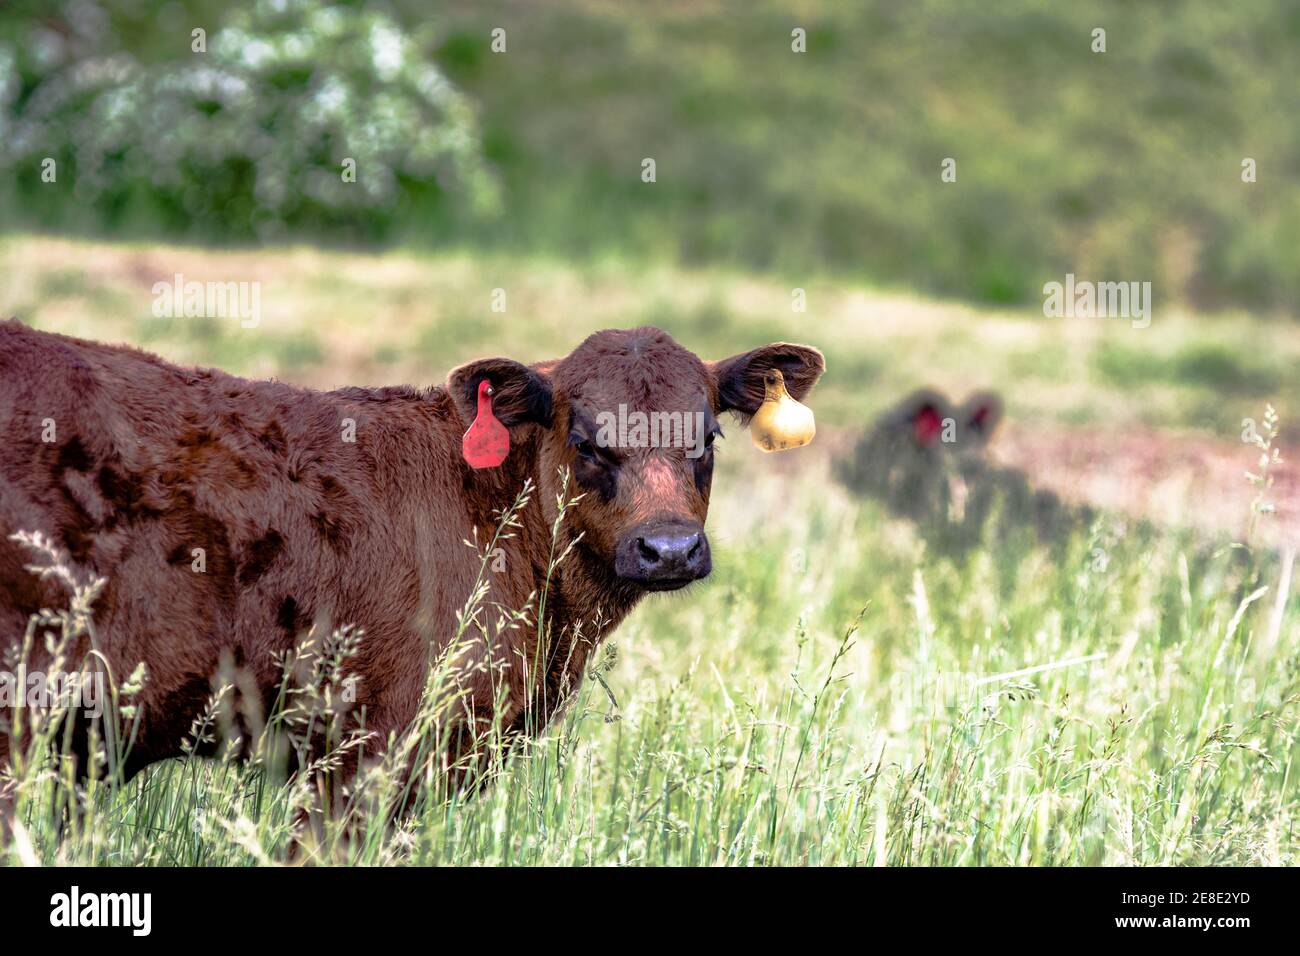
[897,389,1001,447]
[958,390,1003,444]
[447,357,554,429]
[712,343,825,422]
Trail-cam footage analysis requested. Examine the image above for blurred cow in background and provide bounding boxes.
[836,388,1089,553]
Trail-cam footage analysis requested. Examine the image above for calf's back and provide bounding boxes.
[0,319,503,770]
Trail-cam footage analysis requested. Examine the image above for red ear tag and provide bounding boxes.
[463,380,510,469]
[914,406,943,446]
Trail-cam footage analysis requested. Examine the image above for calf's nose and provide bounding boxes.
[638,527,702,567]
[616,521,711,589]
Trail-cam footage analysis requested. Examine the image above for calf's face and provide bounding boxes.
[449,328,824,591]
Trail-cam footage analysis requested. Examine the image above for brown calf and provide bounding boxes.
[0,320,823,805]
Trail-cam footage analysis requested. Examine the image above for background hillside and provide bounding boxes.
[0,1,1297,867]
[3,0,1300,312]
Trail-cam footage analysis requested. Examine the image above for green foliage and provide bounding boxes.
[0,0,495,241]
[1095,341,1282,396]
[3,1,1299,312]
[430,0,1300,312]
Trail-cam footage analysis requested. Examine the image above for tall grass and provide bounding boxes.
[3,431,1296,865]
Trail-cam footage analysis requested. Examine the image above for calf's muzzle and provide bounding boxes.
[615,519,711,590]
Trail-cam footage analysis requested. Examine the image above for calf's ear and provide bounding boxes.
[712,342,825,422]
[447,357,554,428]
[958,390,1003,445]
[894,388,951,448]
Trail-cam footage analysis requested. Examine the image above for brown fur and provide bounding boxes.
[0,320,823,803]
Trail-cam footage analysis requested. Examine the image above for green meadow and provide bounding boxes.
[1,235,1296,865]
[2,0,1298,867]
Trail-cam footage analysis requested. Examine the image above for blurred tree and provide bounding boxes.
[0,0,496,241]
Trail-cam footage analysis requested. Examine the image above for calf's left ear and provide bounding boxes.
[712,343,826,421]
[447,357,554,428]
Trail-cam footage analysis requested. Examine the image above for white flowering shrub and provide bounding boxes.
[0,0,497,239]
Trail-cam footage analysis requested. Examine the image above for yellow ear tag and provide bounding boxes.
[750,369,816,452]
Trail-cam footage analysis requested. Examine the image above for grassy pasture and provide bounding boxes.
[0,236,1297,865]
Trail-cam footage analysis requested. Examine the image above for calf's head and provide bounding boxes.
[449,327,824,591]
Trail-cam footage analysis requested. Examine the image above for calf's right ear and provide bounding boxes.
[447,357,554,428]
